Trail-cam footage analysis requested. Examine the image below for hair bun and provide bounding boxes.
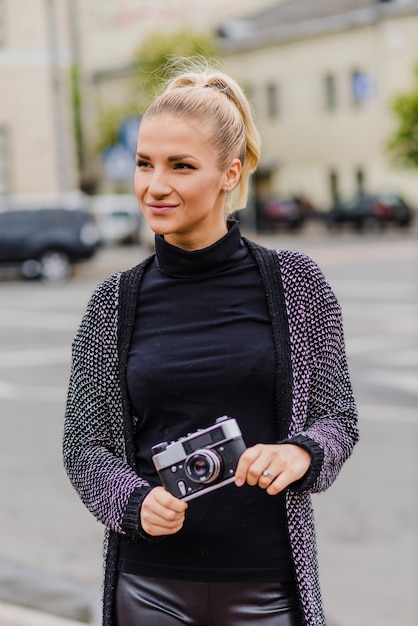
[205,79,230,95]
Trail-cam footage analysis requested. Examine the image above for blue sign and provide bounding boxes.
[351,71,375,104]
[102,144,136,183]
[119,116,141,156]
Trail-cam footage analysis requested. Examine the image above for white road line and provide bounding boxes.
[0,380,66,402]
[0,348,71,369]
[347,336,408,355]
[367,369,418,395]
[0,311,81,331]
[360,404,417,424]
[367,350,418,367]
[331,280,416,299]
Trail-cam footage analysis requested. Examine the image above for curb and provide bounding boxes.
[0,602,86,626]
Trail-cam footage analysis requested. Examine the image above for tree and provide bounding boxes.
[387,64,418,168]
[133,28,219,110]
[95,29,219,154]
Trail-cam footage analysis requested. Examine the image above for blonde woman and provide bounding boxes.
[64,59,358,626]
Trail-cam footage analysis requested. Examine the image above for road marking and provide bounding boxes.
[331,280,416,299]
[360,404,417,424]
[347,335,409,355]
[0,311,81,331]
[0,380,66,402]
[367,349,418,367]
[367,369,418,395]
[0,348,71,369]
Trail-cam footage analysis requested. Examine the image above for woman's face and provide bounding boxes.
[134,114,241,250]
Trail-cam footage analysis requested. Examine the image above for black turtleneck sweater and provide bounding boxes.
[119,222,294,582]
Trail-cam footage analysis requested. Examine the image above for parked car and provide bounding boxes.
[0,207,100,281]
[326,193,414,231]
[255,195,314,231]
[88,194,142,245]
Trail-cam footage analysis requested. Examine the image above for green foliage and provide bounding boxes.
[95,29,219,153]
[133,28,219,108]
[94,103,139,154]
[388,64,418,168]
[70,64,84,168]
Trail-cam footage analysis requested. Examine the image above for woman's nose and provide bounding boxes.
[147,170,171,197]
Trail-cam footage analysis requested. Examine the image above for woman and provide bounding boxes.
[64,60,359,626]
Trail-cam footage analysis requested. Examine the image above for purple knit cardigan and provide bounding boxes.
[63,241,359,626]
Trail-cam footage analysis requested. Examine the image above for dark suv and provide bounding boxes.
[0,207,100,281]
[326,193,414,231]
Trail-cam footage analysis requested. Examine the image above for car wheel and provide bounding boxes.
[40,250,71,282]
[364,217,385,231]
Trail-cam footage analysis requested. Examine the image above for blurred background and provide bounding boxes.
[0,1,417,625]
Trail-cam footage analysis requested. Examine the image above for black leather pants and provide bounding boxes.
[116,573,303,626]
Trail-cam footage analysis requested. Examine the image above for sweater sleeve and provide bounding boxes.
[63,275,152,536]
[279,251,359,494]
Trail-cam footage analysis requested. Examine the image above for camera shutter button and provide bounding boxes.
[177,481,187,497]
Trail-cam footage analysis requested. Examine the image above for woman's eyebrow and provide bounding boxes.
[136,152,199,162]
[167,154,198,162]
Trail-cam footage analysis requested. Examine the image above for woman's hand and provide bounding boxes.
[234,443,312,495]
[140,486,188,536]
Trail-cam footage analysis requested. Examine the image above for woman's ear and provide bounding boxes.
[224,159,242,192]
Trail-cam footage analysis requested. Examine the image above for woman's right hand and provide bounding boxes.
[140,486,188,536]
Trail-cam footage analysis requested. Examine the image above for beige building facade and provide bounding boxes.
[220,0,418,208]
[0,0,277,198]
[73,0,279,192]
[0,0,77,197]
[2,0,417,205]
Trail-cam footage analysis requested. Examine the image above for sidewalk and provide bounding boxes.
[0,602,86,626]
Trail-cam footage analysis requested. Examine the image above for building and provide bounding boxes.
[0,0,77,198]
[3,0,417,205]
[73,0,279,192]
[0,0,278,198]
[219,0,418,209]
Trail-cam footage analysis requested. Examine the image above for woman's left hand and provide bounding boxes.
[234,444,312,495]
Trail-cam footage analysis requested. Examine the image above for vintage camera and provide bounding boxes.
[151,416,246,501]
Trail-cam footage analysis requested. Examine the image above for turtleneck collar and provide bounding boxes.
[154,220,247,278]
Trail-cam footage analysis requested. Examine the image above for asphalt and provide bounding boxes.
[1,219,416,626]
[0,601,85,626]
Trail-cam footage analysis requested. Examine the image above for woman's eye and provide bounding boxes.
[174,163,195,170]
[136,160,151,168]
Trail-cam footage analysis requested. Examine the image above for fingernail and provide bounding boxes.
[235,477,244,487]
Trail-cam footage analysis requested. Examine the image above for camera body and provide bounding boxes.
[151,416,246,501]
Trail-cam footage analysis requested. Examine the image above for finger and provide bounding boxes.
[155,487,188,513]
[258,468,277,488]
[265,471,290,496]
[140,488,187,535]
[141,502,186,536]
[142,513,186,536]
[234,445,264,486]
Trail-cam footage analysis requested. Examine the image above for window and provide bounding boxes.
[266,82,279,118]
[351,70,375,106]
[355,167,365,195]
[329,169,340,204]
[0,128,10,194]
[243,84,256,116]
[324,74,337,110]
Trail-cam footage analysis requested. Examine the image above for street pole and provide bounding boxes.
[45,0,71,194]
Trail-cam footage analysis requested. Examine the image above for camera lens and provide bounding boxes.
[185,449,222,484]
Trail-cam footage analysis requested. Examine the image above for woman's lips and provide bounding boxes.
[147,203,177,215]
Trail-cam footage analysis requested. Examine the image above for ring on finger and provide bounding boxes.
[262,469,276,481]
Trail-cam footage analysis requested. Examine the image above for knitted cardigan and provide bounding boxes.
[63,240,359,626]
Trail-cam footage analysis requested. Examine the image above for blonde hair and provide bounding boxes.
[142,58,261,212]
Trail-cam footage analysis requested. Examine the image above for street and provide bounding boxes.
[0,224,417,626]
